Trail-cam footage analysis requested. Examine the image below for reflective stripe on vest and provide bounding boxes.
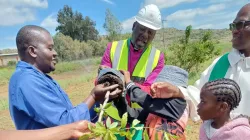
[110,39,160,80]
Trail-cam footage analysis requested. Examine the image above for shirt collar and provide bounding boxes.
[129,40,144,53]
[228,49,250,69]
[17,61,37,70]
[17,61,51,77]
[245,56,250,69]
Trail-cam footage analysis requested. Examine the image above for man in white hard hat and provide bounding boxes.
[95,5,189,140]
[100,4,164,86]
[91,4,165,134]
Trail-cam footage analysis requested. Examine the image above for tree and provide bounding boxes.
[103,9,123,41]
[87,40,106,56]
[56,5,98,42]
[165,25,221,72]
[53,33,108,61]
[53,33,92,61]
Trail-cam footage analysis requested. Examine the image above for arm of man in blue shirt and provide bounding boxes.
[11,72,121,129]
[0,120,92,140]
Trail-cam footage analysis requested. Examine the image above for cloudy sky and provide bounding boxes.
[0,0,249,49]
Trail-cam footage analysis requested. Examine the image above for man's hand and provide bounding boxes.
[150,82,184,98]
[120,70,131,85]
[91,84,122,102]
[70,121,94,139]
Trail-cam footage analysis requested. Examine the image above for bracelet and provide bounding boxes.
[126,81,135,90]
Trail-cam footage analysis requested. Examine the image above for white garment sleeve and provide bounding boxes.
[179,57,221,122]
[179,86,200,121]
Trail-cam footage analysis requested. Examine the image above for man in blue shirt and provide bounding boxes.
[9,25,122,130]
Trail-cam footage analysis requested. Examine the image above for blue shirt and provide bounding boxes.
[9,61,90,130]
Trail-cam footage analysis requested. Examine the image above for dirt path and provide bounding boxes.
[0,85,8,98]
[0,110,15,130]
[185,120,201,140]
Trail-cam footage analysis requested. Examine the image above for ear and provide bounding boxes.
[219,102,229,112]
[27,45,37,58]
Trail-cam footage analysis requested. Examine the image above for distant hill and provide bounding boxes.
[0,28,232,54]
[153,28,232,50]
[0,48,17,54]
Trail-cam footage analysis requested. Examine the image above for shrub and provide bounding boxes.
[165,25,221,72]
[7,61,16,66]
[52,62,82,74]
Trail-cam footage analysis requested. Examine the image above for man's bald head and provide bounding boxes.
[236,3,250,21]
[231,3,250,57]
[16,25,50,59]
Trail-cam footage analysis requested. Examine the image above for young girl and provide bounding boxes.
[197,78,250,140]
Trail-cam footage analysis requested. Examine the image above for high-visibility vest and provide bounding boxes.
[110,39,161,84]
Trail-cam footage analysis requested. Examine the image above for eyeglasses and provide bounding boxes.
[229,20,250,31]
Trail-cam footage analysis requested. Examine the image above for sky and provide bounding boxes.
[0,0,249,49]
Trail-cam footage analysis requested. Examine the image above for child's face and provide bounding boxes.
[197,88,221,120]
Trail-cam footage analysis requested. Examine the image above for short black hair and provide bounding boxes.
[203,78,241,110]
[16,25,49,59]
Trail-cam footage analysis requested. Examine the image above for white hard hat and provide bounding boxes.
[135,4,162,30]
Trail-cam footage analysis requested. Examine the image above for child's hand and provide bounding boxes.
[150,82,180,98]
[119,70,131,85]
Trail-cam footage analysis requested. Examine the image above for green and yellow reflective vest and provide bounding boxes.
[110,39,161,84]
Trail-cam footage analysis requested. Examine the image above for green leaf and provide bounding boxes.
[104,105,121,121]
[125,131,133,140]
[79,134,91,140]
[109,127,120,133]
[88,123,93,131]
[103,112,108,118]
[106,117,111,128]
[143,129,149,140]
[164,132,170,140]
[94,107,100,113]
[109,122,118,129]
[119,131,127,137]
[132,119,140,127]
[104,102,112,109]
[131,102,142,109]
[131,129,136,137]
[121,112,128,128]
[109,132,117,140]
[104,132,111,140]
[96,122,104,127]
[169,133,179,139]
[94,125,107,134]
